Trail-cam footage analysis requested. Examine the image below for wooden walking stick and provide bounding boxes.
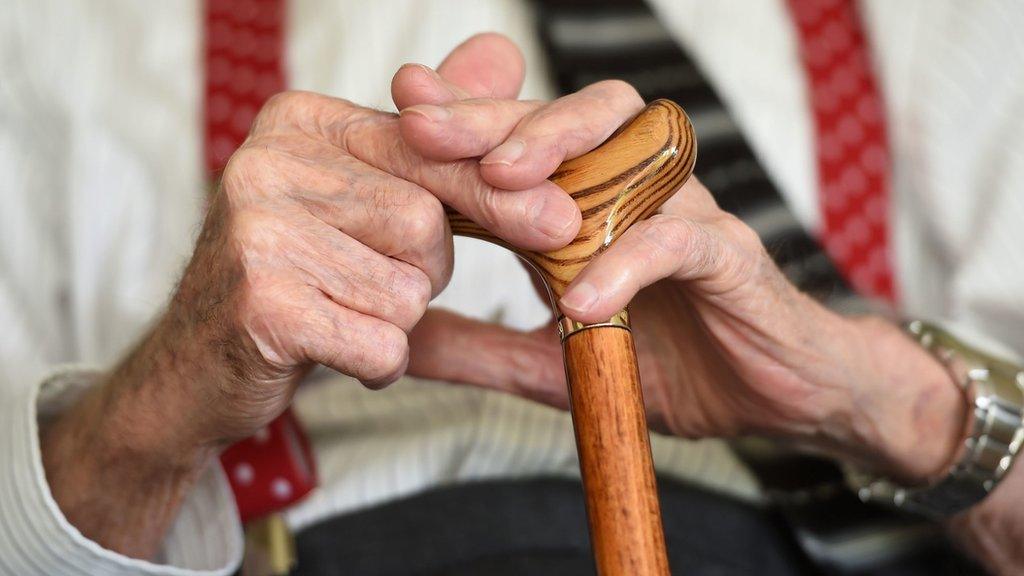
[447,99,697,575]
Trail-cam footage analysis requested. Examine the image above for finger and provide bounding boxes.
[558,213,740,323]
[244,207,434,332]
[391,64,470,110]
[269,146,454,296]
[478,80,645,190]
[297,221,433,333]
[277,287,411,389]
[398,98,541,161]
[392,33,526,110]
[407,308,568,409]
[399,81,642,176]
[557,176,737,321]
[437,33,526,100]
[342,115,581,251]
[251,90,362,137]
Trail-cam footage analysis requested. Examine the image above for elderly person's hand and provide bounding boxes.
[39,34,667,559]
[395,34,1024,576]
[398,40,966,489]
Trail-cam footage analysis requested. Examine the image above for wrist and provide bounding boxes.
[826,316,967,484]
[40,329,220,558]
[107,314,228,456]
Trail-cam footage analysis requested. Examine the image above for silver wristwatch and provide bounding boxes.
[847,320,1024,520]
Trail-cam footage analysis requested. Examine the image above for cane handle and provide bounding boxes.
[447,99,696,576]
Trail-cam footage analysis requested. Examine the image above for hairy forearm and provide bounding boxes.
[798,312,1024,573]
[39,320,217,559]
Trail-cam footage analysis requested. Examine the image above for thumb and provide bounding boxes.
[407,308,568,410]
[392,32,526,110]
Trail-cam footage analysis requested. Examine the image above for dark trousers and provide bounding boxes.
[291,477,983,575]
[292,478,816,576]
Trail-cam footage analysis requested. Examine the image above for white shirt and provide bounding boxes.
[1,1,1022,574]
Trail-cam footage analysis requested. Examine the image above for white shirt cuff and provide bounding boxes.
[0,368,243,576]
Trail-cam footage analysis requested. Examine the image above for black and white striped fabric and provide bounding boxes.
[535,0,853,303]
[531,2,984,573]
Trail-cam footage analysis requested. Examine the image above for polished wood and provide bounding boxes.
[447,99,696,575]
[447,99,696,300]
[564,326,669,576]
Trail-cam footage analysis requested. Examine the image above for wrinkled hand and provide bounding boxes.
[39,34,582,558]
[399,39,965,487]
[124,38,590,447]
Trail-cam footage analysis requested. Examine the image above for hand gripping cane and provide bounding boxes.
[447,100,696,576]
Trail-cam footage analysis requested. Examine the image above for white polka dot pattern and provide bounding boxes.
[203,0,285,174]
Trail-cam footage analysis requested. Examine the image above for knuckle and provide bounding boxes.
[236,270,288,330]
[223,146,258,185]
[722,212,764,250]
[399,192,445,248]
[405,270,433,313]
[591,79,644,109]
[639,215,720,277]
[263,90,301,112]
[640,214,696,255]
[222,145,283,201]
[338,108,390,152]
[442,160,502,228]
[477,188,505,230]
[261,90,319,118]
[253,91,305,131]
[687,228,722,277]
[385,268,432,328]
[712,212,768,270]
[361,325,409,385]
[258,91,362,145]
[227,207,273,248]
[445,158,479,189]
[226,209,293,289]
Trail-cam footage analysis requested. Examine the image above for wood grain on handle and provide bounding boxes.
[446,99,696,575]
[447,99,696,299]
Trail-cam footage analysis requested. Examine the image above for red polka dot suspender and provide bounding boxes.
[204,0,286,174]
[787,0,898,303]
[220,409,317,523]
[204,0,318,523]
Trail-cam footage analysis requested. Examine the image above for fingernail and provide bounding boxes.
[480,138,525,166]
[561,282,599,314]
[412,63,447,87]
[413,63,438,77]
[530,194,577,240]
[400,104,452,122]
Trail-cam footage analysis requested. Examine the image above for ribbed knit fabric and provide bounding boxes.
[0,370,241,575]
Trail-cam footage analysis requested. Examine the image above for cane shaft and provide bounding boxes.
[446,100,695,575]
[563,325,668,576]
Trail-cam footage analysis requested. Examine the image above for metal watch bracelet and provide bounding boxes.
[847,320,1024,520]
